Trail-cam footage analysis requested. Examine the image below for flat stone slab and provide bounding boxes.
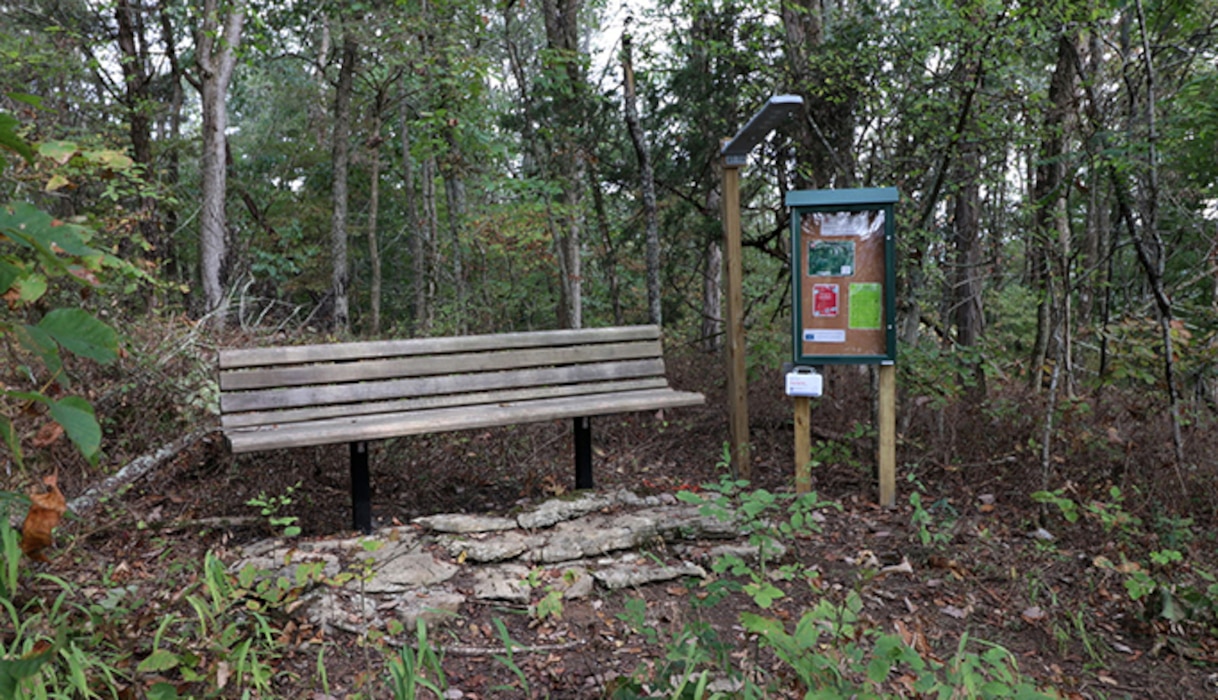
[365,552,459,593]
[446,531,548,563]
[231,490,761,638]
[414,514,519,534]
[303,590,380,635]
[549,565,594,600]
[392,589,467,630]
[517,492,614,529]
[591,556,707,590]
[473,564,532,603]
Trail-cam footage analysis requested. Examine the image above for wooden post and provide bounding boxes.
[877,363,896,507]
[793,395,811,493]
[721,155,751,477]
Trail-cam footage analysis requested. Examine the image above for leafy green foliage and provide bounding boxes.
[0,118,141,469]
[246,481,304,537]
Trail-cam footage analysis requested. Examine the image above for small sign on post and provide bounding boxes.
[786,187,899,506]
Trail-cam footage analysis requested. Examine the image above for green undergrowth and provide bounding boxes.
[582,455,1062,700]
[1,452,1085,699]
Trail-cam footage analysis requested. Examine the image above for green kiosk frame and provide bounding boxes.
[786,186,899,507]
[787,187,898,366]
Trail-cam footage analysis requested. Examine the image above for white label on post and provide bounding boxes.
[803,329,846,343]
[785,370,823,397]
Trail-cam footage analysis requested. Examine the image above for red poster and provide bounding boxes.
[813,284,839,317]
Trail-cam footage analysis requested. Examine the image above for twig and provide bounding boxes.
[434,639,586,657]
[67,430,211,515]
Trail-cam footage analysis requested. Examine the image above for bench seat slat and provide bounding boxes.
[225,388,705,453]
[221,358,668,414]
[219,325,661,369]
[219,339,662,391]
[221,377,672,429]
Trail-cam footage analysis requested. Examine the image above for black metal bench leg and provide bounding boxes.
[574,417,593,490]
[350,441,372,534]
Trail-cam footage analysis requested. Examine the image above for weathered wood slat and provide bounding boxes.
[220,358,668,413]
[219,339,662,391]
[221,377,671,429]
[219,325,661,369]
[226,388,705,453]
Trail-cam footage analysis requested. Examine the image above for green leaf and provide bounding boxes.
[45,174,71,192]
[49,396,101,463]
[1159,588,1186,622]
[5,93,42,108]
[137,649,180,673]
[14,324,64,384]
[146,682,180,700]
[0,113,35,165]
[38,140,77,165]
[0,202,98,262]
[38,308,119,363]
[0,647,57,697]
[83,150,134,170]
[744,580,785,608]
[0,415,22,470]
[0,257,22,293]
[11,273,47,303]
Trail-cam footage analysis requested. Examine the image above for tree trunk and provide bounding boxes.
[1131,0,1186,469]
[367,109,383,336]
[588,159,623,325]
[115,0,159,274]
[542,0,585,329]
[622,31,662,326]
[158,1,185,284]
[442,160,467,333]
[701,180,723,352]
[330,32,358,336]
[420,155,439,333]
[1028,34,1076,390]
[399,82,424,336]
[196,0,244,326]
[952,141,984,348]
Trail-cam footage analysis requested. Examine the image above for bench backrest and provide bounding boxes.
[218,325,677,433]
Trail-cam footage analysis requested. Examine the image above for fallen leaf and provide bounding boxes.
[1022,606,1047,622]
[21,471,68,561]
[880,557,914,575]
[941,605,968,619]
[31,421,64,448]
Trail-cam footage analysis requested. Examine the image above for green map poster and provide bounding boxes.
[807,240,855,277]
[848,283,882,329]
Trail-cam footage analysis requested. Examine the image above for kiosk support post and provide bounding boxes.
[794,395,811,493]
[721,157,750,478]
[878,363,896,506]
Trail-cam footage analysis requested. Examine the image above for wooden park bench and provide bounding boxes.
[218,325,705,533]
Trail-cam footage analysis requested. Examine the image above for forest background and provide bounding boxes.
[2,0,1218,695]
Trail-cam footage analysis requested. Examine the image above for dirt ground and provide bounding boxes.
[25,347,1218,698]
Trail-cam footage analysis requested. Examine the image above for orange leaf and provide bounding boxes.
[21,472,67,562]
[31,421,64,448]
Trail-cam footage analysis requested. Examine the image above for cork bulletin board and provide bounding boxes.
[787,188,898,365]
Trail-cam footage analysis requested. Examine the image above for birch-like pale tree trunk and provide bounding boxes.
[330,32,358,335]
[622,30,661,326]
[367,106,384,336]
[195,0,244,326]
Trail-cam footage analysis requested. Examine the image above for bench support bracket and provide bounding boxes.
[574,417,593,489]
[351,441,372,534]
